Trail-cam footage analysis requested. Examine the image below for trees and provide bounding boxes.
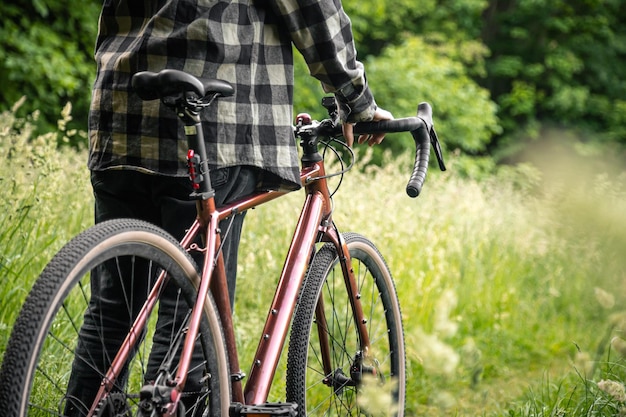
[481,0,626,152]
[1,0,624,157]
[362,36,500,156]
[0,1,100,141]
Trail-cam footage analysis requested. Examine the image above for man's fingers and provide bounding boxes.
[342,123,355,147]
[356,133,385,146]
[343,107,394,147]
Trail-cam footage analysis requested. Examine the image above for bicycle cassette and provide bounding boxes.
[94,392,132,417]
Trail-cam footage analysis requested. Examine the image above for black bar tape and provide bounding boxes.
[406,126,431,198]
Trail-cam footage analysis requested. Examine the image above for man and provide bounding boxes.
[65,0,392,415]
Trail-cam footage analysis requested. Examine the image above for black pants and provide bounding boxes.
[64,167,258,416]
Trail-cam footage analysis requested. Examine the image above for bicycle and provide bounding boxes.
[0,68,445,417]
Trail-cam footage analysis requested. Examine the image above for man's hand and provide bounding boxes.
[342,107,394,147]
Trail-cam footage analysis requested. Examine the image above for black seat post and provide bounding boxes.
[176,98,215,200]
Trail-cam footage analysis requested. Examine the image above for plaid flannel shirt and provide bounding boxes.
[88,0,377,189]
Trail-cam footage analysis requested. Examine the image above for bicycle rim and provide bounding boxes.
[286,232,406,416]
[0,219,230,417]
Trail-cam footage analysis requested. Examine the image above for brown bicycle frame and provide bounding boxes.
[93,148,373,415]
[177,155,372,407]
[82,82,440,415]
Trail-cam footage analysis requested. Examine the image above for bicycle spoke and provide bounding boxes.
[288,234,405,416]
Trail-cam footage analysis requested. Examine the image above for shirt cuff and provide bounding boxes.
[334,81,377,123]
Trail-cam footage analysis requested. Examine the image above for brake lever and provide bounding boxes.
[429,127,446,171]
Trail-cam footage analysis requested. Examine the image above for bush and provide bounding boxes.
[363,36,501,164]
[0,1,100,140]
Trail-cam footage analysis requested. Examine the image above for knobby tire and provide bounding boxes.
[286,232,406,416]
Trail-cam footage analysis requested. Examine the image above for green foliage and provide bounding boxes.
[344,0,626,155]
[0,1,100,142]
[3,0,625,164]
[343,0,489,57]
[423,0,489,40]
[364,36,500,161]
[481,0,626,147]
[342,0,438,57]
[293,52,330,121]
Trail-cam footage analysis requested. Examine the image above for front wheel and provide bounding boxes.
[286,232,405,416]
[0,219,230,417]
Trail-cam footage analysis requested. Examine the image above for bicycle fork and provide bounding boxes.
[318,227,375,391]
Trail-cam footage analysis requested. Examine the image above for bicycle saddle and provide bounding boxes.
[132,69,234,101]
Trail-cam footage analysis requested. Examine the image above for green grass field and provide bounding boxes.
[1,106,625,416]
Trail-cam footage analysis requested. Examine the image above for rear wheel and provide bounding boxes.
[0,219,230,417]
[286,233,405,416]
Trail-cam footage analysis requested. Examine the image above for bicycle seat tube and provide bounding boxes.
[175,99,219,228]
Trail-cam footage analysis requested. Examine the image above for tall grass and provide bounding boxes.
[1,105,625,416]
[0,101,92,355]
